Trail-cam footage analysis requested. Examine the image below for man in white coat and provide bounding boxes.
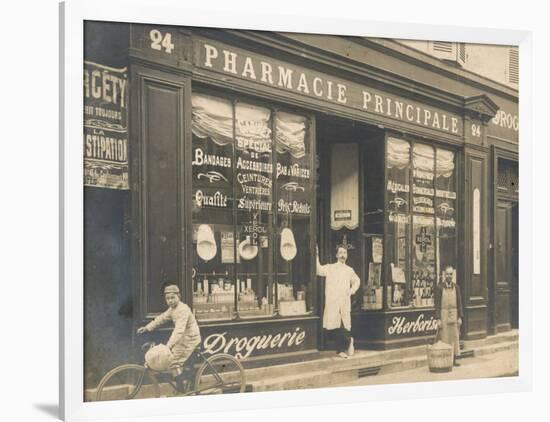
[316,245,361,358]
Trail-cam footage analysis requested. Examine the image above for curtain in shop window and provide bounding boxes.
[235,103,272,151]
[387,138,410,169]
[192,94,234,146]
[275,112,306,158]
[413,144,435,172]
[436,149,455,178]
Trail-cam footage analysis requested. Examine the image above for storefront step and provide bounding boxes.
[462,329,518,350]
[248,335,519,392]
[469,340,518,358]
[243,345,429,383]
[250,355,426,392]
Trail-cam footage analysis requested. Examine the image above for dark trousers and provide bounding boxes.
[327,325,352,353]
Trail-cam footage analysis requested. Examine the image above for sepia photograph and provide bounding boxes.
[82,18,519,405]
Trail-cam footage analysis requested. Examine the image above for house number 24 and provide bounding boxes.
[149,29,175,54]
[471,123,481,138]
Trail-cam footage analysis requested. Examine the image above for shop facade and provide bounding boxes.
[84,21,519,389]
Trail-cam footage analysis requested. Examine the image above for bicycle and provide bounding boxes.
[93,342,246,401]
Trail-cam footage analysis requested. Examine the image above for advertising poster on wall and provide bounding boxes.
[83,61,129,189]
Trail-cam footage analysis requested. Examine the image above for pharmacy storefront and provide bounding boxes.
[83,22,518,388]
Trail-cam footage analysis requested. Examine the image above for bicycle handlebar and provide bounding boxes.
[141,342,156,353]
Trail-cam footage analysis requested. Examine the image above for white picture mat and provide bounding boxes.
[60,0,533,421]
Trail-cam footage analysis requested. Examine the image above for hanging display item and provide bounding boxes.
[238,236,259,261]
[275,112,307,158]
[191,94,234,146]
[280,227,297,261]
[330,143,359,230]
[197,224,217,261]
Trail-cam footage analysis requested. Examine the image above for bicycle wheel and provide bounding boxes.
[94,364,160,401]
[193,354,246,395]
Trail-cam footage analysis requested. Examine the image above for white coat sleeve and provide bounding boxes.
[316,255,328,277]
[350,269,361,295]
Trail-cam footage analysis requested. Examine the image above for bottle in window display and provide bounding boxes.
[203,276,209,295]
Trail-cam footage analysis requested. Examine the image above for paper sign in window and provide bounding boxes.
[330,143,359,230]
[473,188,481,274]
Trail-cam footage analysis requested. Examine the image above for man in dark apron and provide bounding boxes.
[434,265,464,366]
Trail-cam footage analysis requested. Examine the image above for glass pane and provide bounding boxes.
[235,102,275,318]
[191,94,236,321]
[274,111,312,316]
[412,144,435,215]
[412,215,436,307]
[435,148,457,284]
[363,236,383,310]
[387,138,411,308]
[411,144,436,307]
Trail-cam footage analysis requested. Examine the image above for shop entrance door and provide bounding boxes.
[494,199,518,331]
[510,203,519,329]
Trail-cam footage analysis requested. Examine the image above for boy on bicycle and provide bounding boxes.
[137,283,201,387]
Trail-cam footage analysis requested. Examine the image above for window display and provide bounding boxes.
[362,236,383,310]
[387,138,411,308]
[386,138,457,308]
[435,148,457,283]
[191,93,314,321]
[274,112,313,316]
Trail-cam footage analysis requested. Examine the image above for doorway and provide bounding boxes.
[494,199,518,331]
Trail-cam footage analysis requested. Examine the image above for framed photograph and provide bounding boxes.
[61,0,532,420]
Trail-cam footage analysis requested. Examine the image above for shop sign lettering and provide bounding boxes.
[413,197,434,215]
[237,197,273,212]
[192,148,232,168]
[243,212,267,246]
[334,210,352,221]
[203,327,306,359]
[276,163,311,179]
[194,190,228,208]
[413,169,434,181]
[387,180,410,193]
[237,172,272,197]
[236,157,273,174]
[436,217,456,228]
[491,110,519,132]
[435,189,457,200]
[278,199,311,215]
[389,213,409,224]
[236,136,272,154]
[413,185,434,196]
[387,314,438,336]
[197,40,464,137]
[84,63,127,108]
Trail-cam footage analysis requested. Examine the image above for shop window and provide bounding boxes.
[435,148,457,284]
[191,93,314,321]
[275,112,313,317]
[387,138,411,307]
[386,138,457,308]
[362,137,385,311]
[497,159,519,195]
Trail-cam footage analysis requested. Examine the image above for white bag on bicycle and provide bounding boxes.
[145,344,173,371]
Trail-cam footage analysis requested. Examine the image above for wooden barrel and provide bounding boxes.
[427,341,453,373]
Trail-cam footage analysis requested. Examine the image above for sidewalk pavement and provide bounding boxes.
[334,347,518,388]
[248,330,518,392]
